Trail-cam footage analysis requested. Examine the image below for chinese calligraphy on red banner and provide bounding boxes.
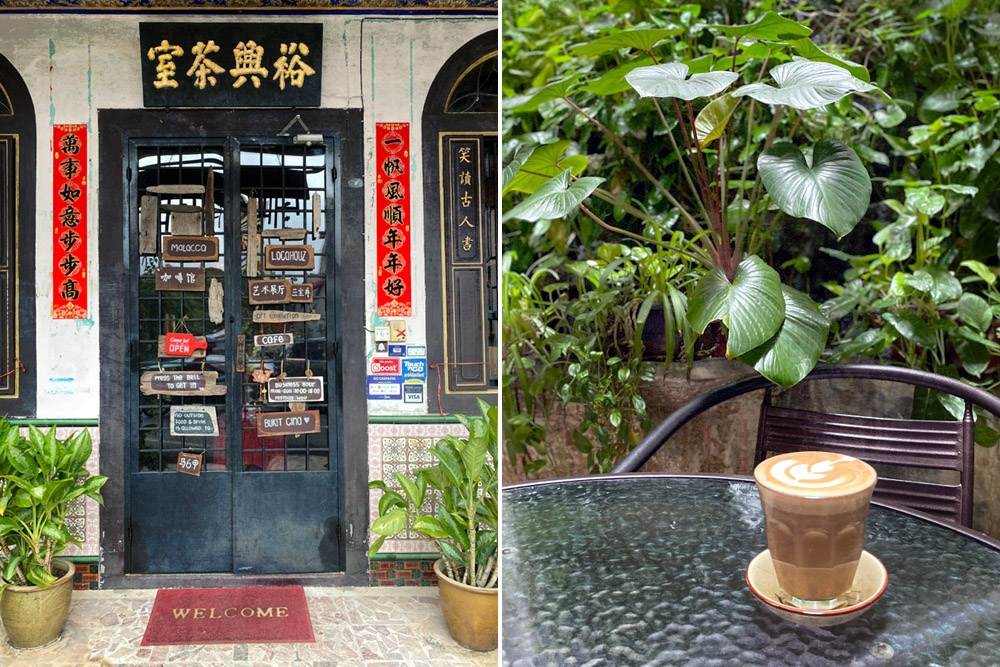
[52,124,88,319]
[375,123,412,317]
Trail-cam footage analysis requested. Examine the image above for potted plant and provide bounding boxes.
[0,419,108,649]
[368,399,498,651]
[504,10,886,388]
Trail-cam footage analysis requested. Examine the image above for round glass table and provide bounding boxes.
[502,475,1000,665]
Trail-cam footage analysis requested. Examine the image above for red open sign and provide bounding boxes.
[164,332,209,357]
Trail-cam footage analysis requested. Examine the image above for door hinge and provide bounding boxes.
[126,166,132,182]
[330,166,337,182]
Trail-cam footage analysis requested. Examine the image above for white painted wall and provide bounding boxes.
[0,14,495,419]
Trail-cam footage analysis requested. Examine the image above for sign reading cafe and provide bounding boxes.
[139,23,322,108]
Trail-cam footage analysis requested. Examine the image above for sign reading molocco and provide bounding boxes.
[140,23,323,108]
[162,235,219,262]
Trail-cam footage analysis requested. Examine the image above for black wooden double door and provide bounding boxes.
[125,137,343,575]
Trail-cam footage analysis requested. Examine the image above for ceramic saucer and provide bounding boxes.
[745,549,888,627]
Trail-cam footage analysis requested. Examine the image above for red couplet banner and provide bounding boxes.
[52,124,88,319]
[374,122,412,317]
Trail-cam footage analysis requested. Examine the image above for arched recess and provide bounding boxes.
[422,29,498,415]
[0,53,36,417]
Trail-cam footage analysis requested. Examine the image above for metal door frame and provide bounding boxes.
[98,108,369,588]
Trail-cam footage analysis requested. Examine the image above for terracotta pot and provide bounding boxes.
[434,558,497,651]
[0,558,75,649]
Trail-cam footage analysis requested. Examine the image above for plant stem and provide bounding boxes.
[561,97,700,235]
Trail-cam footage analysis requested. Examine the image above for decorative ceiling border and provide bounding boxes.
[0,0,496,12]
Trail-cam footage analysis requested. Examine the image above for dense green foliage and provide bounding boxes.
[0,421,107,589]
[503,0,1000,474]
[368,400,498,588]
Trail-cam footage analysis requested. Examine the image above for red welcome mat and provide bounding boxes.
[141,587,315,646]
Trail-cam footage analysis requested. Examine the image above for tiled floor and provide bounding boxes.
[0,586,498,666]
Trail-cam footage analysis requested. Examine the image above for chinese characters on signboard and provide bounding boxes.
[375,123,412,317]
[139,23,322,107]
[449,138,482,263]
[52,124,87,320]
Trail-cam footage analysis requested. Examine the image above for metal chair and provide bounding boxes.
[612,364,1000,527]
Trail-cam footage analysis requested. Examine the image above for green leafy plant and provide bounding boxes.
[0,420,108,590]
[505,10,887,387]
[368,399,498,589]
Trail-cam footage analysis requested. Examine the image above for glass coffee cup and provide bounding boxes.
[754,451,877,608]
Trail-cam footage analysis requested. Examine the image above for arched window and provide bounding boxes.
[0,53,36,417]
[422,30,497,415]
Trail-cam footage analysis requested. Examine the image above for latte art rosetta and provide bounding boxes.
[755,451,877,497]
[769,457,857,489]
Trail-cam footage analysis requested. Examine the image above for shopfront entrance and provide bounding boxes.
[98,110,368,584]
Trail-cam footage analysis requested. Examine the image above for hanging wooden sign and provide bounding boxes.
[155,266,206,292]
[248,279,291,305]
[176,451,204,477]
[289,283,314,303]
[139,195,158,255]
[264,244,314,270]
[254,333,294,347]
[169,406,219,437]
[266,376,324,403]
[256,410,321,436]
[246,197,260,278]
[159,333,208,357]
[169,210,203,236]
[252,310,321,323]
[147,184,206,195]
[162,235,219,262]
[140,370,227,396]
[262,228,307,240]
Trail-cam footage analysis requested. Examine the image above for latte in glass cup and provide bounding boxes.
[754,451,877,605]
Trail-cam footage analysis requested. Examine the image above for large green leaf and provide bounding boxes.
[509,75,582,113]
[503,141,588,195]
[788,39,871,82]
[695,93,741,147]
[502,145,534,193]
[757,139,871,238]
[958,293,993,332]
[625,63,738,100]
[582,56,655,96]
[733,59,877,110]
[370,507,408,537]
[883,310,938,348]
[571,28,684,57]
[739,285,830,387]
[710,11,812,41]
[688,255,785,358]
[502,169,605,222]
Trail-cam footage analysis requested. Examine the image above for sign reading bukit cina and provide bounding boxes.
[140,23,322,108]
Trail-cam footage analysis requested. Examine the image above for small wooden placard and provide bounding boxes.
[155,266,206,292]
[266,376,324,403]
[139,195,159,255]
[254,332,294,347]
[176,451,204,477]
[170,210,203,236]
[169,406,219,437]
[289,283,314,303]
[264,244,314,270]
[261,228,307,240]
[148,184,206,195]
[248,279,292,305]
[162,235,220,262]
[256,410,321,436]
[252,310,321,323]
[140,370,227,396]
